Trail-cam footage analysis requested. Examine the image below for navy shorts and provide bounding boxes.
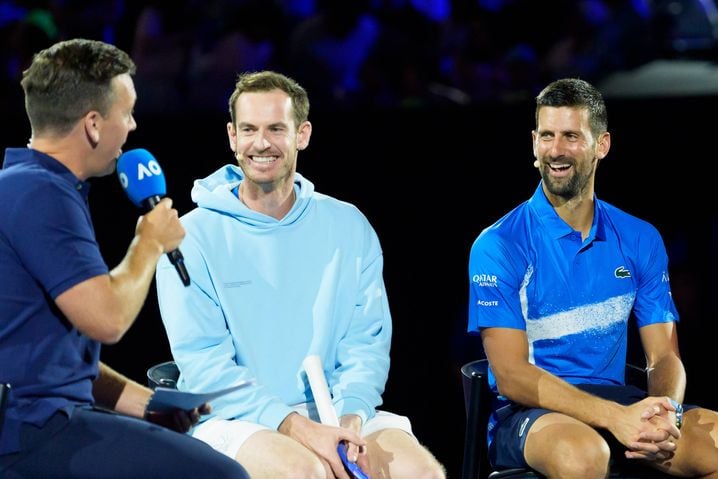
[489,384,694,470]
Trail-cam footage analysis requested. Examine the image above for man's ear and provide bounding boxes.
[84,111,101,145]
[296,121,312,151]
[227,122,241,157]
[596,131,611,160]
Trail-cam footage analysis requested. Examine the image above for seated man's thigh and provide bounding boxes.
[659,407,718,478]
[364,428,445,478]
[362,411,444,478]
[525,413,610,475]
[194,418,325,479]
[2,407,245,479]
[239,429,326,478]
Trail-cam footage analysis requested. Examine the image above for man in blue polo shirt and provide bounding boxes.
[0,39,248,478]
[468,78,718,477]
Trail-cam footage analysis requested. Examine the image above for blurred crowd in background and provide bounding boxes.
[2,0,718,114]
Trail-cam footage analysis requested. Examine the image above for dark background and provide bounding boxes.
[3,0,718,476]
[4,96,718,478]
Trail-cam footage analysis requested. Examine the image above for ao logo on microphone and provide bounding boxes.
[118,159,163,188]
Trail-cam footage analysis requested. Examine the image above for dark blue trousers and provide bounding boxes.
[0,406,248,478]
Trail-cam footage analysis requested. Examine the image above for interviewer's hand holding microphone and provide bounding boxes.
[117,148,190,286]
[133,196,183,266]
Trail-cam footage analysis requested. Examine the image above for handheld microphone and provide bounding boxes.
[116,148,191,287]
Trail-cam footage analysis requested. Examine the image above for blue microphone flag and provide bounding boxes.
[117,148,167,207]
[115,148,191,287]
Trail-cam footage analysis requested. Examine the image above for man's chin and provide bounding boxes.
[543,175,575,198]
[96,159,118,178]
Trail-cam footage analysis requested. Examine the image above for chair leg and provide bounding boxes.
[462,372,482,479]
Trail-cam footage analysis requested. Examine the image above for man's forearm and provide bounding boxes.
[93,362,130,410]
[107,233,164,329]
[498,363,622,429]
[647,354,686,402]
[94,362,152,418]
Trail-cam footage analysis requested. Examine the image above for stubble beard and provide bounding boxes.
[540,159,593,200]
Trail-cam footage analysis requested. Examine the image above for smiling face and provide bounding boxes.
[532,105,610,202]
[227,89,311,194]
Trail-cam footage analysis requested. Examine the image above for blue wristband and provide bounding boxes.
[668,398,684,429]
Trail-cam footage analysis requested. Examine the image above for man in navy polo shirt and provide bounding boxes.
[468,78,718,477]
[0,39,248,478]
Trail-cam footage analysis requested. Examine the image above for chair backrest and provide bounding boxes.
[460,358,671,479]
[0,383,10,440]
[147,361,180,390]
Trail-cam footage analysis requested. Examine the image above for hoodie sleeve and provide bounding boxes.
[329,221,392,424]
[155,232,294,430]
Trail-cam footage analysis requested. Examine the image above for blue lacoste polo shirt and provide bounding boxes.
[468,183,678,388]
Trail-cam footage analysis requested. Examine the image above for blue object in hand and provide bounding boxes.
[337,442,371,479]
[116,148,167,208]
[116,148,190,287]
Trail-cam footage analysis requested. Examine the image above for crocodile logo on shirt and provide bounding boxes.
[614,266,631,279]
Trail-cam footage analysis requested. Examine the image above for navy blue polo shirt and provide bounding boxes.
[0,148,109,455]
[468,182,678,389]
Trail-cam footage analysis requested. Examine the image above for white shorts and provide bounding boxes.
[191,403,414,460]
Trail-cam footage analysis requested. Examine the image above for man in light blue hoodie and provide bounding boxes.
[155,71,445,479]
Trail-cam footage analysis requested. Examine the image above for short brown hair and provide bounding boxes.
[535,78,607,137]
[228,71,310,129]
[21,38,135,136]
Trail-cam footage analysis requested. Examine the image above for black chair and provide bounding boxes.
[461,359,673,479]
[0,383,10,440]
[147,360,179,390]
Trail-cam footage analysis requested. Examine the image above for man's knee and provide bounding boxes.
[270,455,326,479]
[545,434,610,478]
[366,431,446,479]
[237,431,327,479]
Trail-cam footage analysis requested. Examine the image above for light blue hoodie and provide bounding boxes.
[156,165,392,430]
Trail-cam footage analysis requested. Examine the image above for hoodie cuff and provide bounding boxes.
[334,397,374,424]
[258,402,296,430]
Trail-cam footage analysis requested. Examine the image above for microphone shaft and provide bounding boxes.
[143,195,163,210]
[141,195,191,287]
[168,249,191,286]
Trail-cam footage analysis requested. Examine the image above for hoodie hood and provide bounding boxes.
[190,164,314,228]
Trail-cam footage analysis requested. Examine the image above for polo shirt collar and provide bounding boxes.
[528,181,605,242]
[4,148,91,200]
